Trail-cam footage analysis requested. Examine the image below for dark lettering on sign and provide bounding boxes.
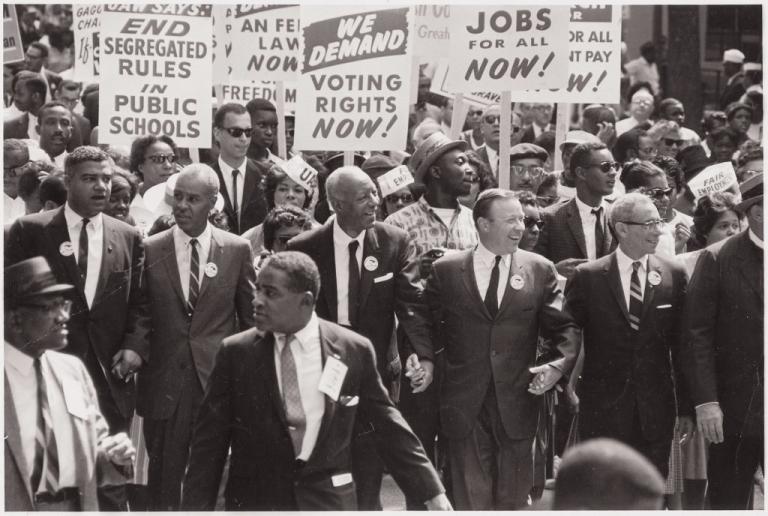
[104,4,212,18]
[571,5,611,23]
[466,9,551,34]
[3,4,11,19]
[234,5,294,18]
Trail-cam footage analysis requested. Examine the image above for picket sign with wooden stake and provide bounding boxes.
[276,80,288,159]
[499,91,512,189]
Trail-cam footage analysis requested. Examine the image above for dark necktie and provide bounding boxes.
[484,255,502,318]
[348,240,360,328]
[280,335,306,456]
[187,238,200,314]
[31,358,59,494]
[628,261,643,331]
[78,218,90,280]
[592,207,605,258]
[231,169,240,220]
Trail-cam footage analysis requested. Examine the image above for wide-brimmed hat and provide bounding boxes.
[676,145,711,182]
[410,132,467,184]
[5,256,73,309]
[736,173,763,212]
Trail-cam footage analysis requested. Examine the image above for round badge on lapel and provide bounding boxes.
[59,241,74,257]
[364,256,378,272]
[205,262,218,278]
[648,270,661,286]
[510,274,525,290]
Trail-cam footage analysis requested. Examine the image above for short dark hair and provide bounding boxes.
[12,71,46,99]
[17,164,50,200]
[465,149,497,191]
[517,190,538,208]
[148,214,176,236]
[37,100,72,121]
[262,251,321,299]
[613,128,648,164]
[472,188,517,225]
[4,138,29,161]
[708,126,740,146]
[658,97,683,118]
[702,111,727,134]
[534,131,556,156]
[129,135,178,178]
[64,146,111,178]
[265,163,312,210]
[245,98,276,118]
[39,172,67,207]
[214,102,248,128]
[620,160,666,191]
[537,171,559,194]
[569,142,608,177]
[690,191,743,249]
[651,155,684,191]
[262,205,312,251]
[58,79,81,94]
[111,167,139,203]
[28,41,49,59]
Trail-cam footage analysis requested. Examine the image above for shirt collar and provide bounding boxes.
[218,155,248,176]
[615,246,648,273]
[275,312,320,354]
[574,195,605,217]
[4,341,35,375]
[485,144,498,161]
[420,196,460,214]
[475,240,512,268]
[173,222,213,248]
[748,228,763,249]
[64,202,103,231]
[332,219,366,247]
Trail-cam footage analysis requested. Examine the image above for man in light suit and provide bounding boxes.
[4,257,135,511]
[286,166,433,509]
[137,163,256,510]
[426,189,580,509]
[181,252,451,511]
[6,146,147,509]
[564,193,693,477]
[209,102,268,235]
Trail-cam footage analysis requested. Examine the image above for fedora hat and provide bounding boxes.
[736,173,762,212]
[411,132,467,184]
[5,256,73,310]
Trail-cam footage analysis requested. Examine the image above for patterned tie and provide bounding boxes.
[231,169,240,221]
[484,255,502,318]
[592,207,605,258]
[628,261,643,331]
[348,240,360,328]
[280,335,306,456]
[31,358,59,494]
[187,238,200,314]
[78,218,90,280]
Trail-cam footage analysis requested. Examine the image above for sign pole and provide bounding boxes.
[554,102,570,171]
[499,91,512,189]
[449,93,468,140]
[275,80,288,159]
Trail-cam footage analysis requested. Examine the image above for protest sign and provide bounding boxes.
[430,60,500,107]
[283,155,318,192]
[295,6,414,151]
[447,6,570,92]
[377,164,414,197]
[687,162,739,199]
[3,5,24,64]
[413,4,450,58]
[99,4,213,147]
[73,4,101,80]
[228,5,300,82]
[220,81,298,112]
[212,4,231,80]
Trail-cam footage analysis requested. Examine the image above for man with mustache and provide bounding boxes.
[36,101,73,168]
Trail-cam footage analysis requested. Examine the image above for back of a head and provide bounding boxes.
[554,438,665,510]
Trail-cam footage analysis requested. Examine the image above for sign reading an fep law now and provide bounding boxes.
[447,6,570,92]
[3,4,24,64]
[99,4,213,147]
[295,6,414,152]
[73,4,102,81]
[228,5,300,82]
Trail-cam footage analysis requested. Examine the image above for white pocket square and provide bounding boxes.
[656,304,672,309]
[373,272,393,283]
[339,395,359,406]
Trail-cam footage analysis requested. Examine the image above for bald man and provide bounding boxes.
[136,163,256,510]
[287,166,432,509]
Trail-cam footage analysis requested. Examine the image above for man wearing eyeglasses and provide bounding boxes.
[564,192,692,479]
[4,139,31,224]
[211,102,268,235]
[461,106,485,150]
[476,104,524,179]
[508,143,549,194]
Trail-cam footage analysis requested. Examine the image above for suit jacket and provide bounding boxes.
[426,248,580,440]
[564,252,691,443]
[720,73,746,110]
[5,207,148,421]
[682,231,763,438]
[136,227,256,419]
[534,197,614,263]
[4,350,124,511]
[476,145,494,177]
[287,221,432,383]
[180,319,443,510]
[3,112,84,151]
[210,158,268,235]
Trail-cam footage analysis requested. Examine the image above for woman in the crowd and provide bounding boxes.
[734,141,763,183]
[707,126,740,164]
[254,204,314,273]
[460,149,496,208]
[651,155,694,254]
[700,111,728,158]
[725,102,754,147]
[382,183,422,219]
[129,134,179,197]
[517,191,544,251]
[106,167,139,224]
[613,128,658,164]
[535,172,560,209]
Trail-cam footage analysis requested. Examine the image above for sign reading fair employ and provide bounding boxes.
[99,4,213,147]
[687,162,739,199]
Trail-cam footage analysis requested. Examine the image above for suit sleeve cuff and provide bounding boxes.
[695,401,720,410]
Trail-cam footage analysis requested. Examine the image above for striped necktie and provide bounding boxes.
[187,238,200,314]
[628,261,643,331]
[31,358,59,494]
[280,335,306,456]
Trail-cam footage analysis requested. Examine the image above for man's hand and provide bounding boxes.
[405,354,434,394]
[528,364,563,395]
[102,432,136,466]
[420,249,445,279]
[555,258,587,280]
[696,403,724,443]
[678,416,695,445]
[111,349,143,382]
[424,493,452,510]
[596,121,615,145]
[674,223,691,253]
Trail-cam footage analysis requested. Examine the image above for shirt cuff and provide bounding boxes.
[695,401,720,410]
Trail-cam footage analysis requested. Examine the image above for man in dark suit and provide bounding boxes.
[181,251,451,511]
[5,146,147,509]
[209,102,268,235]
[535,142,617,280]
[426,189,580,509]
[564,192,693,477]
[287,166,433,509]
[719,49,746,110]
[520,103,554,144]
[137,164,256,510]
[681,174,763,509]
[246,97,282,167]
[55,80,92,145]
[475,104,525,180]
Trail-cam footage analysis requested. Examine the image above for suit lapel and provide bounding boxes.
[197,228,221,302]
[566,199,589,258]
[735,232,763,304]
[4,376,34,505]
[239,160,259,224]
[641,255,660,321]
[160,230,186,308]
[310,324,339,462]
[319,225,338,321]
[264,333,289,429]
[213,162,237,231]
[460,251,493,320]
[358,227,380,311]
[45,208,88,307]
[605,253,631,325]
[496,254,519,316]
[92,219,117,308]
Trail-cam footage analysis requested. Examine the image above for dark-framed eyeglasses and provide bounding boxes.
[146,154,177,164]
[385,193,414,204]
[644,187,674,200]
[222,127,253,138]
[619,219,664,231]
[524,216,544,230]
[483,115,519,132]
[587,161,620,173]
[510,165,545,178]
[663,138,684,147]
[468,109,483,116]
[21,298,72,315]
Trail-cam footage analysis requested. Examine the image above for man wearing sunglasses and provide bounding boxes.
[211,102,268,235]
[476,104,524,178]
[564,192,692,480]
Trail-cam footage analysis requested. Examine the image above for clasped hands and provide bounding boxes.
[404,354,434,393]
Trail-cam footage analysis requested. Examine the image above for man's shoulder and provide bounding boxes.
[651,253,686,275]
[384,201,424,227]
[103,213,142,238]
[45,350,88,378]
[372,220,408,241]
[318,318,372,350]
[286,222,329,250]
[541,197,574,219]
[4,113,27,130]
[516,248,556,270]
[212,226,251,248]
[222,327,266,348]
[576,253,612,275]
[433,248,471,271]
[703,231,746,261]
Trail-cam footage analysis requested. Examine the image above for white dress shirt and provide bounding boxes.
[173,223,212,302]
[532,123,553,138]
[3,193,26,224]
[273,312,325,461]
[485,144,499,176]
[64,203,103,308]
[333,221,365,326]
[53,150,68,170]
[473,242,511,307]
[615,246,648,310]
[749,228,763,248]
[27,111,40,141]
[218,156,247,225]
[4,344,76,488]
[574,195,607,261]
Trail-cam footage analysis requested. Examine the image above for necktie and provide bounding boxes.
[484,255,502,318]
[231,169,240,220]
[628,261,643,331]
[592,207,605,258]
[280,335,306,456]
[31,358,59,494]
[187,238,200,314]
[348,240,360,328]
[78,218,90,280]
